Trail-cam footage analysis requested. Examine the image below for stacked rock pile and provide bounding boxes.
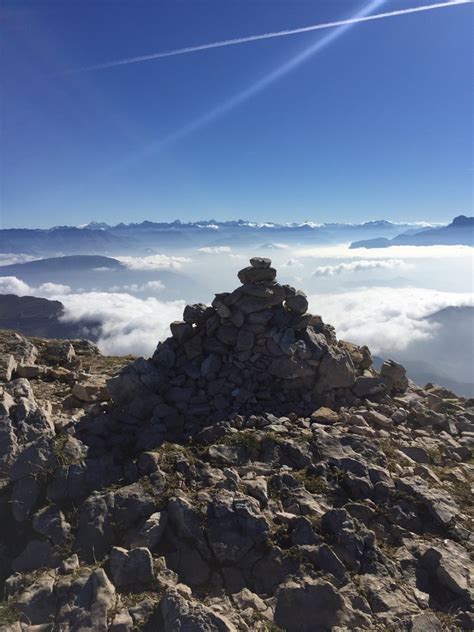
[108,258,404,442]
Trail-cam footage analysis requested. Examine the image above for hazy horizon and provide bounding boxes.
[0,215,452,231]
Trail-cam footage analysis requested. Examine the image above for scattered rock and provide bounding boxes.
[0,259,472,631]
[109,546,155,588]
[274,578,362,631]
[311,406,338,424]
[0,354,17,381]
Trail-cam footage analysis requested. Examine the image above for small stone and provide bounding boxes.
[12,539,55,572]
[16,364,43,379]
[238,266,277,284]
[72,379,109,403]
[128,511,168,549]
[109,546,154,588]
[411,613,444,632]
[268,356,313,379]
[236,329,254,352]
[183,303,207,324]
[352,375,387,398]
[249,257,271,268]
[43,340,76,366]
[0,354,17,381]
[285,291,308,315]
[59,554,80,574]
[381,359,408,392]
[311,406,339,424]
[170,321,193,342]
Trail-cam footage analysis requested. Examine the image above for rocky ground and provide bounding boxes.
[0,258,472,631]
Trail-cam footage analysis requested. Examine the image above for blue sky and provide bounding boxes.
[2,0,472,228]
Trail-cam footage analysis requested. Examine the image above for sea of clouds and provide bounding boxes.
[0,244,472,365]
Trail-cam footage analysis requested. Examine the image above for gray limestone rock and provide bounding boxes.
[109,546,154,588]
[285,290,309,315]
[160,589,237,632]
[274,578,357,632]
[183,303,207,324]
[249,257,271,269]
[381,359,409,393]
[0,354,17,382]
[238,266,277,284]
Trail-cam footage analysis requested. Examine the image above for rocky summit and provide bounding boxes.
[107,256,375,442]
[0,260,473,632]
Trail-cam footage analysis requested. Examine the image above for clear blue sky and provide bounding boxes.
[2,0,472,228]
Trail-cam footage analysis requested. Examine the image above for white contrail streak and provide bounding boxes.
[65,0,471,74]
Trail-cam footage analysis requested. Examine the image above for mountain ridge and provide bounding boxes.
[0,219,448,256]
[0,259,472,630]
[350,215,474,249]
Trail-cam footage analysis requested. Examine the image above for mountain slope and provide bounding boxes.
[0,255,122,275]
[0,260,472,631]
[350,215,473,248]
[0,294,100,340]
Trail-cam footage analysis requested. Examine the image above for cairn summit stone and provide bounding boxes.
[105,257,406,442]
[238,265,277,284]
[249,256,271,269]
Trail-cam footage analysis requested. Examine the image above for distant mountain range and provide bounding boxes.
[350,215,474,249]
[0,294,100,340]
[0,218,446,256]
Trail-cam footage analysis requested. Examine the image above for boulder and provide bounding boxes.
[183,303,207,324]
[109,546,155,588]
[249,257,271,269]
[0,354,17,382]
[381,359,408,392]
[15,574,56,625]
[285,290,308,315]
[160,589,237,632]
[43,340,76,366]
[274,578,356,631]
[238,266,277,284]
[311,406,339,424]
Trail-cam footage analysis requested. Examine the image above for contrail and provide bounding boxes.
[65,0,471,74]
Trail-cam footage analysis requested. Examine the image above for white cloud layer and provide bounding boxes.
[0,277,71,297]
[282,258,304,268]
[0,275,183,356]
[38,282,72,295]
[117,254,191,270]
[109,280,165,293]
[59,292,184,356]
[0,253,38,266]
[295,244,474,260]
[0,276,31,295]
[313,259,408,277]
[310,286,474,354]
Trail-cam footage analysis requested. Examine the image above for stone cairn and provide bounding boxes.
[108,258,405,443]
